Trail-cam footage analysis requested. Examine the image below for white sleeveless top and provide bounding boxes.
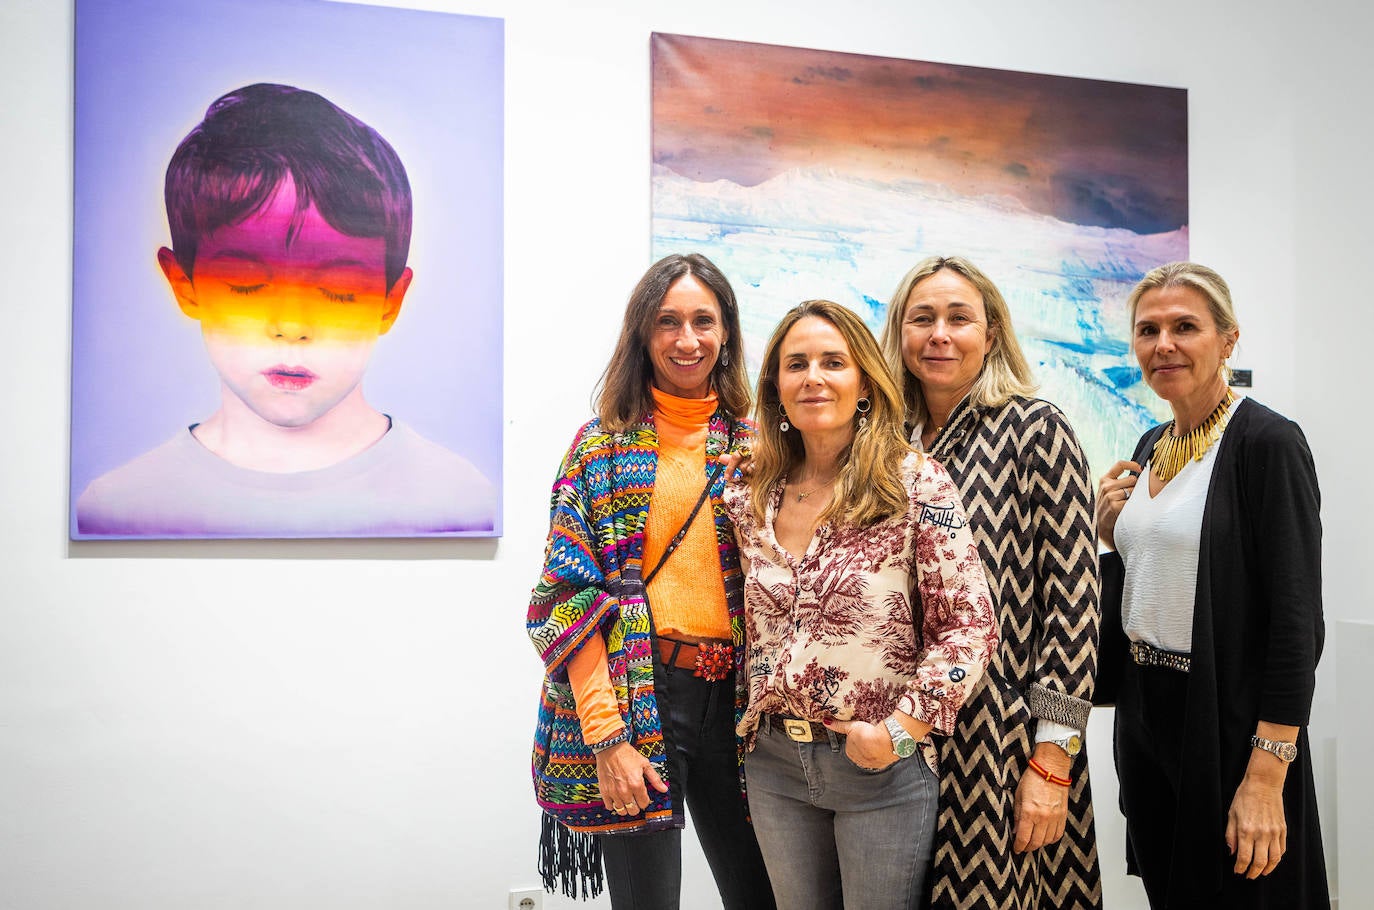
[1115,397,1243,653]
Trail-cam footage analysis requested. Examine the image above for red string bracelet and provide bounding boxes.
[1026,757,1072,787]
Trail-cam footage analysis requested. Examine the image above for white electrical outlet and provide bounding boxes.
[508,888,542,910]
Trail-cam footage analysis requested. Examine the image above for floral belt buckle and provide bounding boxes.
[694,642,732,681]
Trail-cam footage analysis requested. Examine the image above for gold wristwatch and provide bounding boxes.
[1048,733,1082,756]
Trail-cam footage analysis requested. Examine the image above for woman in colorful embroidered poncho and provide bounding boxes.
[526,254,773,908]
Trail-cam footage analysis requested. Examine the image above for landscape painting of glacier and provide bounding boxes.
[650,33,1188,477]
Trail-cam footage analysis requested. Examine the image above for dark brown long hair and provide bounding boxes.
[595,253,750,432]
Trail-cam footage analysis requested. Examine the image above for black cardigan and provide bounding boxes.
[1096,397,1329,908]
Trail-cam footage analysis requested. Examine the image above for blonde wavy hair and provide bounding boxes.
[749,300,915,528]
[879,255,1036,429]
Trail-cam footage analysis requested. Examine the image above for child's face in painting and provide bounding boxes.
[158,177,412,429]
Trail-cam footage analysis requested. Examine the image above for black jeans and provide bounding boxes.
[598,660,775,910]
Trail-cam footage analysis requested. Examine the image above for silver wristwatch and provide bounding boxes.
[884,716,918,759]
[1250,734,1297,763]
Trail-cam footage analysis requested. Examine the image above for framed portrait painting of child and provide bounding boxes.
[70,0,503,539]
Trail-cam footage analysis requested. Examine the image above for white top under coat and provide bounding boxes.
[1117,397,1243,653]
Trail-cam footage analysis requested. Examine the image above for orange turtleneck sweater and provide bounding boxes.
[567,388,732,747]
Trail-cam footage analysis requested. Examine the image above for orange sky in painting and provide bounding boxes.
[652,34,1188,234]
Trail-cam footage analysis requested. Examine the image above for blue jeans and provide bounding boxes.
[744,718,937,910]
[597,662,774,910]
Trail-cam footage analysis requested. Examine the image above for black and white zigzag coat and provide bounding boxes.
[921,396,1103,910]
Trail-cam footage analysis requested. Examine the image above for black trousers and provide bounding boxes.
[1115,658,1328,909]
[1115,659,1191,909]
[598,660,775,910]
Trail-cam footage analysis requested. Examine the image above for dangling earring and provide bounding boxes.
[778,402,790,433]
[855,397,871,430]
[720,348,730,368]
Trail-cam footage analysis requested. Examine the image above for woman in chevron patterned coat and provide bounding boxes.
[880,255,1103,910]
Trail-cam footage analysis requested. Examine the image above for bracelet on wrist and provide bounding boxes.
[1026,757,1072,787]
[590,730,630,753]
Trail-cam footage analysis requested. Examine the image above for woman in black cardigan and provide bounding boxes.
[1095,261,1328,909]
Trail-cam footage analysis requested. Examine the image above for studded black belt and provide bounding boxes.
[1130,640,1191,673]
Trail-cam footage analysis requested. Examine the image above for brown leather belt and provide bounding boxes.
[764,713,835,743]
[657,637,733,680]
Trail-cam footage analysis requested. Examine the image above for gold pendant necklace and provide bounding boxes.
[1151,389,1236,483]
[793,476,836,503]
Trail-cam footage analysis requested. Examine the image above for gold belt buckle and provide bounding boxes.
[782,718,813,742]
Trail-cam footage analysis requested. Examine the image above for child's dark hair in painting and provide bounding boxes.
[165,83,413,291]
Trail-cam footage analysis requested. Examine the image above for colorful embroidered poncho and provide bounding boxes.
[526,410,752,897]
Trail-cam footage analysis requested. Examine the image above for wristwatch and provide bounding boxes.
[1250,734,1297,762]
[1048,733,1082,757]
[884,716,918,759]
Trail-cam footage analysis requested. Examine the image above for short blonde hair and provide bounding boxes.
[879,255,1036,428]
[750,300,915,528]
[1127,261,1239,334]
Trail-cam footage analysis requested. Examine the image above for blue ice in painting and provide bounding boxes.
[651,167,1183,476]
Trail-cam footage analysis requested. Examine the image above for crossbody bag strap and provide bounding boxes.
[644,458,725,588]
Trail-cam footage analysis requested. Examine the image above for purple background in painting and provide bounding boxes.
[70,0,503,538]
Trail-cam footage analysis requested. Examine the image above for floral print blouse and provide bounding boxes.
[724,452,998,771]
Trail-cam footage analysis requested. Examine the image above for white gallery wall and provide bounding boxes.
[2,0,1370,908]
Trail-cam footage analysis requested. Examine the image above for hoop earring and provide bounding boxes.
[778,402,790,433]
[856,397,871,430]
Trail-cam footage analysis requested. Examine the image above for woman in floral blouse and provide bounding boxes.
[723,299,998,910]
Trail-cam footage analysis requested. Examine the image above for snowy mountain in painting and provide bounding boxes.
[651,164,1187,476]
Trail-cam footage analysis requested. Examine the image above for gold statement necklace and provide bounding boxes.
[1150,388,1236,483]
